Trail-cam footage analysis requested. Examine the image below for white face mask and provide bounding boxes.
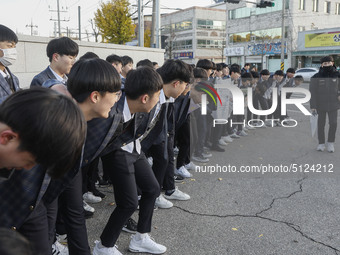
[0,48,17,67]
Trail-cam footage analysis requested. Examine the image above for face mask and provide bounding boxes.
[323,65,333,73]
[0,48,17,67]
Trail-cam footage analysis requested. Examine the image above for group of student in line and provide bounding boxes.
[0,22,337,255]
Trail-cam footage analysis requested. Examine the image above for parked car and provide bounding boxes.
[294,67,319,82]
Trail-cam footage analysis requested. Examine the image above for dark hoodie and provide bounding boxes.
[310,66,340,111]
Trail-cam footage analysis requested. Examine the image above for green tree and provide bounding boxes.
[144,28,151,47]
[94,0,135,44]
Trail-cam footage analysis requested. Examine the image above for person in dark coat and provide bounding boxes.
[310,56,340,152]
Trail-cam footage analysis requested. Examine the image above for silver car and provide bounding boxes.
[294,67,319,82]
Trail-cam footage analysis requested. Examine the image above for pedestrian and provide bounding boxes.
[30,37,78,87]
[310,56,340,152]
[0,25,20,102]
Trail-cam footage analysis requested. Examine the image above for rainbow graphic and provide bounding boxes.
[198,83,222,106]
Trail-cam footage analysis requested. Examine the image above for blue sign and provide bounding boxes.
[173,52,194,59]
[248,42,287,55]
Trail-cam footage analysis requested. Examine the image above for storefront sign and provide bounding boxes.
[224,47,244,56]
[248,42,286,55]
[305,32,340,48]
[173,52,194,59]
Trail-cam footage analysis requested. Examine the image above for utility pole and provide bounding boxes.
[138,0,144,47]
[280,0,285,71]
[155,0,160,48]
[151,0,156,47]
[224,0,229,64]
[49,0,69,37]
[78,6,81,41]
[26,19,38,36]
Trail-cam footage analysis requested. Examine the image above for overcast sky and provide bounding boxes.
[1,0,216,39]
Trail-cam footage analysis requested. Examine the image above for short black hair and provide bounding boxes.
[121,55,133,66]
[67,58,121,103]
[250,71,259,79]
[152,62,158,66]
[0,228,33,255]
[286,68,295,74]
[46,37,79,62]
[196,59,214,70]
[219,63,228,69]
[106,54,122,65]
[320,56,334,63]
[136,59,153,68]
[0,88,86,178]
[0,25,18,44]
[193,67,208,79]
[230,65,241,75]
[125,66,163,100]
[244,63,250,67]
[79,52,99,61]
[241,72,253,82]
[294,75,304,82]
[260,69,270,75]
[274,70,284,76]
[157,59,192,84]
[216,63,223,72]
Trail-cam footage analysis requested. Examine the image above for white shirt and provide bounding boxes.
[0,68,9,79]
[151,89,174,123]
[49,66,68,84]
[121,97,141,154]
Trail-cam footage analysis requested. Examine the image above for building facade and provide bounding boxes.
[161,7,226,64]
[161,0,340,70]
[214,0,340,71]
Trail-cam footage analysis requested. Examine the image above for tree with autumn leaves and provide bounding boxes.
[94,0,135,44]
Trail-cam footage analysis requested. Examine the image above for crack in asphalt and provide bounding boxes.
[173,176,340,253]
[255,176,307,216]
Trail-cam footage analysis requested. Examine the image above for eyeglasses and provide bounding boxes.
[115,90,122,100]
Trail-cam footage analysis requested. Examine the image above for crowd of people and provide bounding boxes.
[0,23,339,255]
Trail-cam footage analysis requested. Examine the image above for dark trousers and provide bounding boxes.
[176,117,190,168]
[147,134,175,191]
[193,111,207,156]
[317,109,338,144]
[18,201,51,255]
[82,157,100,194]
[253,95,268,121]
[100,150,159,247]
[57,170,90,255]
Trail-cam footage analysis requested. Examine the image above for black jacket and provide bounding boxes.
[310,66,340,112]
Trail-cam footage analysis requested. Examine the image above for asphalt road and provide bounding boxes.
[86,84,340,255]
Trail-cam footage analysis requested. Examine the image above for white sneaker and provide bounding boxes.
[245,124,255,130]
[52,241,69,255]
[230,133,240,138]
[93,240,122,255]
[83,192,102,203]
[129,234,166,254]
[317,144,325,152]
[221,136,233,143]
[175,166,192,178]
[83,200,95,213]
[155,194,173,209]
[184,162,197,171]
[327,142,335,153]
[202,151,212,158]
[218,139,228,146]
[56,233,67,245]
[237,130,248,136]
[164,187,190,201]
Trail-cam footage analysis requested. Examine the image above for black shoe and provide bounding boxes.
[93,189,106,199]
[98,179,111,186]
[211,145,225,152]
[122,218,137,233]
[174,175,185,182]
[84,210,94,219]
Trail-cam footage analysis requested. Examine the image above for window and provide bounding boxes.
[336,3,340,14]
[299,0,305,10]
[171,40,193,50]
[197,39,225,49]
[229,0,282,20]
[161,20,192,34]
[228,27,283,44]
[197,20,225,30]
[324,1,331,13]
[312,0,319,12]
